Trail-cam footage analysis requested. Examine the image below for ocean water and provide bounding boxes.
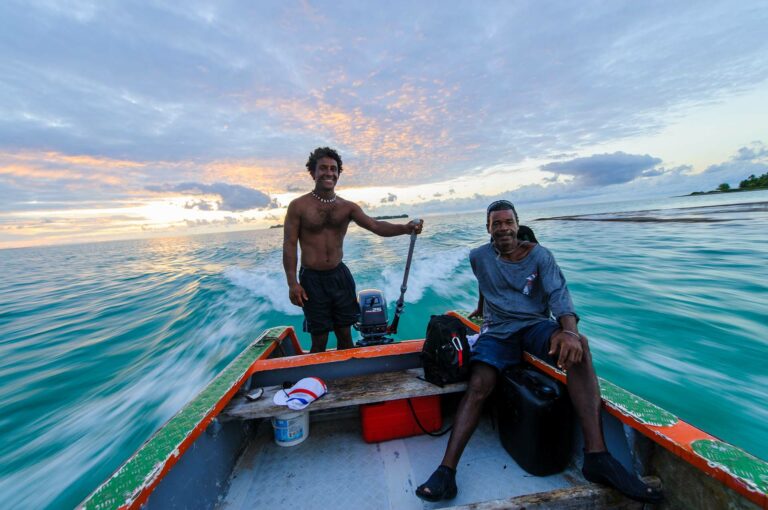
[1,191,767,509]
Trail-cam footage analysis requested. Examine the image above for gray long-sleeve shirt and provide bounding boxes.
[469,242,576,339]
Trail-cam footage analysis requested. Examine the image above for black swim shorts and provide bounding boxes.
[299,262,359,334]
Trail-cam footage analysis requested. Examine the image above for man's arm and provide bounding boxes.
[548,314,583,371]
[467,250,483,318]
[349,203,423,236]
[536,247,583,370]
[282,201,308,307]
[468,291,484,319]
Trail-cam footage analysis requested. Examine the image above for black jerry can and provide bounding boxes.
[497,366,573,476]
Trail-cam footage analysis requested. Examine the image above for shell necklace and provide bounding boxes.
[311,191,337,203]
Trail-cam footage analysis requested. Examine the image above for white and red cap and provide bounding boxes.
[273,377,327,410]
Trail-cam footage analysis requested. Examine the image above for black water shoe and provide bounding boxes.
[416,465,457,502]
[582,451,663,504]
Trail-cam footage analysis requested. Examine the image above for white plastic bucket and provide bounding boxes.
[271,411,309,447]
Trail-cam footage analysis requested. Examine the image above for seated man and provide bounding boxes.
[416,200,662,504]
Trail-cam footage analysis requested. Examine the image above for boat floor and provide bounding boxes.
[219,411,584,510]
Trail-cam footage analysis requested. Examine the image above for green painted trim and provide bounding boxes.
[80,326,289,510]
[692,439,768,494]
[598,378,678,427]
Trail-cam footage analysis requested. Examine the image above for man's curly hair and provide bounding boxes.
[306,147,343,175]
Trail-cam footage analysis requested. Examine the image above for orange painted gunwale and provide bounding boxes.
[247,338,423,375]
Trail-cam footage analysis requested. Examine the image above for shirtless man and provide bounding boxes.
[283,147,423,352]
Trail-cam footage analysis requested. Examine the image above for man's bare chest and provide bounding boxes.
[301,205,350,232]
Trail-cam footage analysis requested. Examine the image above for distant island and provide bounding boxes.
[688,172,768,196]
[372,214,408,220]
[269,224,283,229]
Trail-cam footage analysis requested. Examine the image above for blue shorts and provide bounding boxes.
[472,320,559,372]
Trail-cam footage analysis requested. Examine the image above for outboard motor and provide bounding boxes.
[355,289,392,346]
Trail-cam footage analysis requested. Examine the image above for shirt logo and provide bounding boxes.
[523,272,537,296]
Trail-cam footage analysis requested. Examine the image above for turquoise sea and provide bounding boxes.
[1,192,767,509]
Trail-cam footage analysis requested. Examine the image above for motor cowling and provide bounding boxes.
[356,289,392,346]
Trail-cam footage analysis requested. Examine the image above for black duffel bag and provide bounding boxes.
[421,315,471,387]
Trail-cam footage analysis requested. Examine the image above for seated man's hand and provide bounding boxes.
[289,283,308,307]
[548,330,584,371]
[468,308,482,319]
[408,219,424,235]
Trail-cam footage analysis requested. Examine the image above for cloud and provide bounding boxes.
[147,182,275,211]
[184,218,211,227]
[541,152,663,186]
[183,199,215,211]
[733,142,768,162]
[380,192,397,203]
[696,142,768,189]
[372,143,768,217]
[3,3,768,250]
[2,2,766,193]
[183,216,243,228]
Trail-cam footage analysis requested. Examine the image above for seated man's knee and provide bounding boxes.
[467,365,496,400]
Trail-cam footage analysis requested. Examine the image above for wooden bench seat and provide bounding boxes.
[443,477,661,510]
[223,368,467,420]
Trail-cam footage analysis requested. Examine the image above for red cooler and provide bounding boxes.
[360,395,442,443]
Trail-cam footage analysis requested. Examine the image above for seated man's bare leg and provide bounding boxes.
[567,336,663,503]
[333,326,354,350]
[563,335,605,452]
[310,332,329,353]
[417,362,497,501]
[442,362,497,467]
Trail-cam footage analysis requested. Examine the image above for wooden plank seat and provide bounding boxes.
[223,368,467,420]
[444,477,662,510]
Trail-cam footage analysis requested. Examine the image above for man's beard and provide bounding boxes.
[493,233,518,254]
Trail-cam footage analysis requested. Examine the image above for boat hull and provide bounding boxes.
[79,313,768,510]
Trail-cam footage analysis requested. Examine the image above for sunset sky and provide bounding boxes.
[2,1,767,248]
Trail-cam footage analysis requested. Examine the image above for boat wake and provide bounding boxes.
[380,247,475,304]
[224,266,303,316]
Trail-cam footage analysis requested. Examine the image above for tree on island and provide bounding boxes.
[692,171,768,195]
[739,173,768,190]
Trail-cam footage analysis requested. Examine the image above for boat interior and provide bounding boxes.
[151,340,661,510]
[83,323,766,510]
[220,402,585,510]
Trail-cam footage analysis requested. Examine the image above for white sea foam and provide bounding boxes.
[381,247,475,304]
[223,266,302,315]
